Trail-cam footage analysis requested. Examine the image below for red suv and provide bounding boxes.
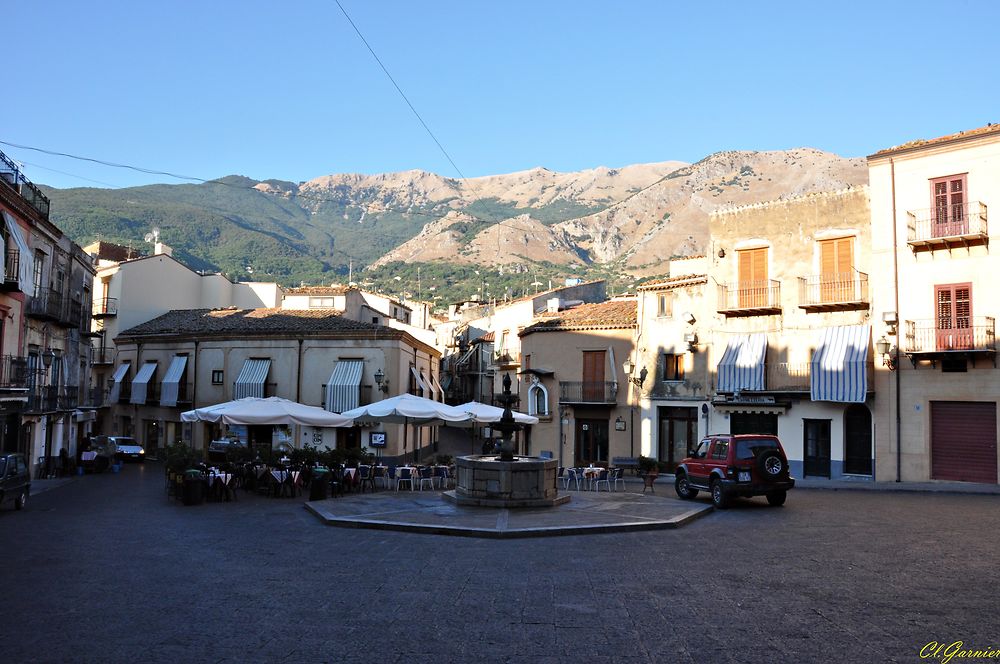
[674,434,794,508]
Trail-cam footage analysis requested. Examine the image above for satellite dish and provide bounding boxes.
[143,233,154,242]
[144,227,161,244]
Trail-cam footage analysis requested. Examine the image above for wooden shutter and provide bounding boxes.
[931,174,967,234]
[935,283,973,350]
[738,248,767,308]
[820,238,854,302]
[582,350,605,401]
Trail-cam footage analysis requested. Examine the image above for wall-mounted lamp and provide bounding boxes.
[875,336,896,371]
[623,358,634,376]
[614,416,626,431]
[41,349,56,369]
[717,248,726,258]
[882,311,898,336]
[373,368,389,393]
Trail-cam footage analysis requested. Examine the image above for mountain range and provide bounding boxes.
[40,147,868,300]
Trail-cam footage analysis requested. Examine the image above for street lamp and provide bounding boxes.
[374,368,389,393]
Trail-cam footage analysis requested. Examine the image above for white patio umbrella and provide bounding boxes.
[181,396,353,427]
[340,393,472,462]
[457,401,539,425]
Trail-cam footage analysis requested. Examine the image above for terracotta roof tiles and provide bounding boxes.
[520,299,637,336]
[119,308,380,338]
[870,123,1000,158]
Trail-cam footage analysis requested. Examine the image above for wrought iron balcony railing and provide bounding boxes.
[906,201,988,246]
[0,355,30,389]
[904,318,996,353]
[1,249,19,290]
[26,386,60,413]
[93,297,118,317]
[27,288,64,321]
[0,149,50,219]
[91,347,114,365]
[558,381,618,404]
[717,279,781,315]
[798,270,869,308]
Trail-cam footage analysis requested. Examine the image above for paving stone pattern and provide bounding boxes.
[1,464,999,663]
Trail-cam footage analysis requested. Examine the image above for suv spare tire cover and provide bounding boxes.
[757,450,784,481]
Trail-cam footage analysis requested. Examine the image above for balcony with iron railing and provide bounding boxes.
[1,250,20,292]
[798,270,869,311]
[65,299,83,329]
[492,350,521,368]
[904,318,996,355]
[91,347,114,365]
[59,386,79,411]
[26,385,60,413]
[558,381,619,405]
[717,279,782,316]
[0,355,30,389]
[26,288,64,322]
[758,362,874,392]
[93,297,118,318]
[906,201,988,249]
[81,386,105,409]
[0,149,50,220]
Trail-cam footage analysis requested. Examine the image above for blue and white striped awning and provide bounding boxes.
[325,360,363,413]
[410,366,429,397]
[810,325,870,403]
[717,333,767,392]
[108,362,130,404]
[130,362,157,405]
[159,355,188,407]
[234,359,271,400]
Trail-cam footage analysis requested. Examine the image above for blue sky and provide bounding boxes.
[5,0,999,189]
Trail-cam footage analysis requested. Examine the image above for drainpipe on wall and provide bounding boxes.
[295,339,303,402]
[891,158,902,483]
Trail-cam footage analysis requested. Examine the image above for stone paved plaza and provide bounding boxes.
[2,463,999,663]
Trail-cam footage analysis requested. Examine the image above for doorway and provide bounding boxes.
[843,404,872,475]
[575,418,608,466]
[657,406,698,472]
[804,419,831,478]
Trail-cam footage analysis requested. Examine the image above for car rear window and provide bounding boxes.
[0,458,6,476]
[736,438,779,460]
[115,438,137,446]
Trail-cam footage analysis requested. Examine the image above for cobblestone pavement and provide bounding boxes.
[1,463,998,663]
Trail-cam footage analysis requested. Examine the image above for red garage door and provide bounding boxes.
[930,401,997,483]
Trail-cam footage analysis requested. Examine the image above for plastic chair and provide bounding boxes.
[433,466,449,489]
[396,467,413,491]
[593,469,611,492]
[418,466,436,491]
[611,467,626,492]
[374,465,390,490]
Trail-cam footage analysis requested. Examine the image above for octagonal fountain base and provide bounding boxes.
[442,454,570,508]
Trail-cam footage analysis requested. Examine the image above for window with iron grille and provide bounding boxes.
[211,370,224,385]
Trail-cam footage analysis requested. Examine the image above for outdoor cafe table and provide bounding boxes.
[270,469,300,497]
[582,466,601,490]
[207,472,235,501]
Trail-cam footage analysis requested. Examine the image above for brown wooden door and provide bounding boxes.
[935,283,972,350]
[575,419,609,466]
[582,350,605,402]
[820,237,853,303]
[738,248,767,308]
[931,401,996,483]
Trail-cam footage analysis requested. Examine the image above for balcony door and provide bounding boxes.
[819,237,853,303]
[935,283,972,350]
[582,351,605,402]
[803,419,831,478]
[932,174,966,236]
[738,247,768,308]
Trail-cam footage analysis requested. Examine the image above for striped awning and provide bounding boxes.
[410,366,429,397]
[159,355,188,407]
[811,325,870,403]
[324,360,363,413]
[130,362,157,404]
[717,333,767,392]
[430,374,445,402]
[1,211,36,296]
[108,362,131,404]
[234,359,271,399]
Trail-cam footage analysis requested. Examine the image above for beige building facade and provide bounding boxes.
[517,298,636,468]
[705,187,875,480]
[868,124,1000,484]
[111,308,441,462]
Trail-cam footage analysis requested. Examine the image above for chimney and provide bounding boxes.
[154,241,173,256]
[546,297,561,313]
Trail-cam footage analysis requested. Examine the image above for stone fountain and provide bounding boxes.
[443,374,569,508]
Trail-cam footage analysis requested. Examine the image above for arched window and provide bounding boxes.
[527,379,548,416]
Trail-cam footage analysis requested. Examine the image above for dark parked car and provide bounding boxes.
[674,434,795,508]
[0,453,31,510]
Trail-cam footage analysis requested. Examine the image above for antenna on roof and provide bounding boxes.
[143,227,161,244]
